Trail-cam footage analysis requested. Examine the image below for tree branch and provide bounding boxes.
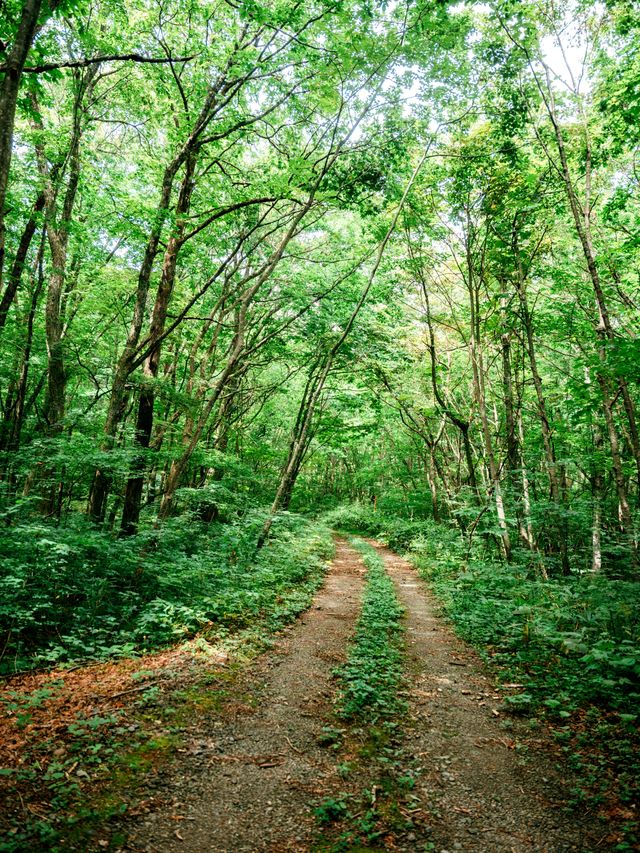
[1,53,196,74]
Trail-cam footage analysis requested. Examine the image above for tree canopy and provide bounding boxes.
[0,0,639,673]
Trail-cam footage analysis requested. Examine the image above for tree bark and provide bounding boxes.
[0,191,45,329]
[513,234,569,574]
[541,67,637,538]
[0,0,44,288]
[120,154,196,534]
[591,423,603,573]
[87,151,185,522]
[420,279,478,497]
[0,228,45,464]
[465,223,511,561]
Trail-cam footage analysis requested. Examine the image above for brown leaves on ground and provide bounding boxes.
[0,639,229,785]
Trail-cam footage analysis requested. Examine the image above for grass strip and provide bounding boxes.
[335,538,405,721]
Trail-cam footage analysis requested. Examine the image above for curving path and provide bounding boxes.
[126,538,366,853]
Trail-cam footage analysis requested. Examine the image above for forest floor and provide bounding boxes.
[0,538,621,851]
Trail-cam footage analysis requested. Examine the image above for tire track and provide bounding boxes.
[127,538,366,853]
[372,541,599,853]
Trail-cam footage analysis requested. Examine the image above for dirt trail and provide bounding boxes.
[126,538,602,853]
[373,541,600,853]
[127,538,366,853]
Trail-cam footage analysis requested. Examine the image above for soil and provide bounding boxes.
[371,540,601,853]
[124,537,367,853]
[121,537,603,852]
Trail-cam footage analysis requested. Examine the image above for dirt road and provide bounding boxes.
[126,538,599,853]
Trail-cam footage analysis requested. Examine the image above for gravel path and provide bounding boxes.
[126,537,365,853]
[125,537,602,853]
[372,540,601,853]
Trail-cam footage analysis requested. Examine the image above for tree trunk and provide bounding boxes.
[87,154,184,522]
[120,155,196,535]
[517,408,536,552]
[500,294,529,547]
[470,319,511,560]
[543,67,639,522]
[258,358,330,548]
[591,424,603,573]
[421,280,478,497]
[0,191,45,329]
[0,0,44,287]
[465,219,511,561]
[0,229,44,474]
[513,237,569,575]
[30,69,95,512]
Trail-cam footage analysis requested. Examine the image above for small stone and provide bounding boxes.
[407,832,416,841]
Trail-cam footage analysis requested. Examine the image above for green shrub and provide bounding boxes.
[0,512,334,674]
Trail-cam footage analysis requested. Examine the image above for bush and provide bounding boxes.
[324,503,640,716]
[0,511,334,674]
[322,504,439,552]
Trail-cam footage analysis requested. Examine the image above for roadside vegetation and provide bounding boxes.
[0,514,333,675]
[314,538,414,852]
[335,538,405,722]
[1,0,639,848]
[0,515,333,852]
[326,504,640,842]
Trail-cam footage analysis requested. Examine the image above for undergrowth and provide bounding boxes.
[316,537,413,850]
[325,504,640,719]
[0,511,333,674]
[325,504,640,847]
[0,512,334,852]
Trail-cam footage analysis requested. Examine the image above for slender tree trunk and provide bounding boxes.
[120,155,196,534]
[517,408,536,552]
[0,229,44,476]
[598,371,633,536]
[0,191,45,329]
[157,306,250,521]
[513,240,569,574]
[87,155,184,522]
[0,0,45,287]
[471,325,511,560]
[500,294,529,547]
[591,424,603,573]
[465,222,511,561]
[258,358,330,548]
[421,280,478,497]
[543,69,638,528]
[427,449,440,521]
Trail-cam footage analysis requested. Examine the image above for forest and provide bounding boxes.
[0,0,639,850]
